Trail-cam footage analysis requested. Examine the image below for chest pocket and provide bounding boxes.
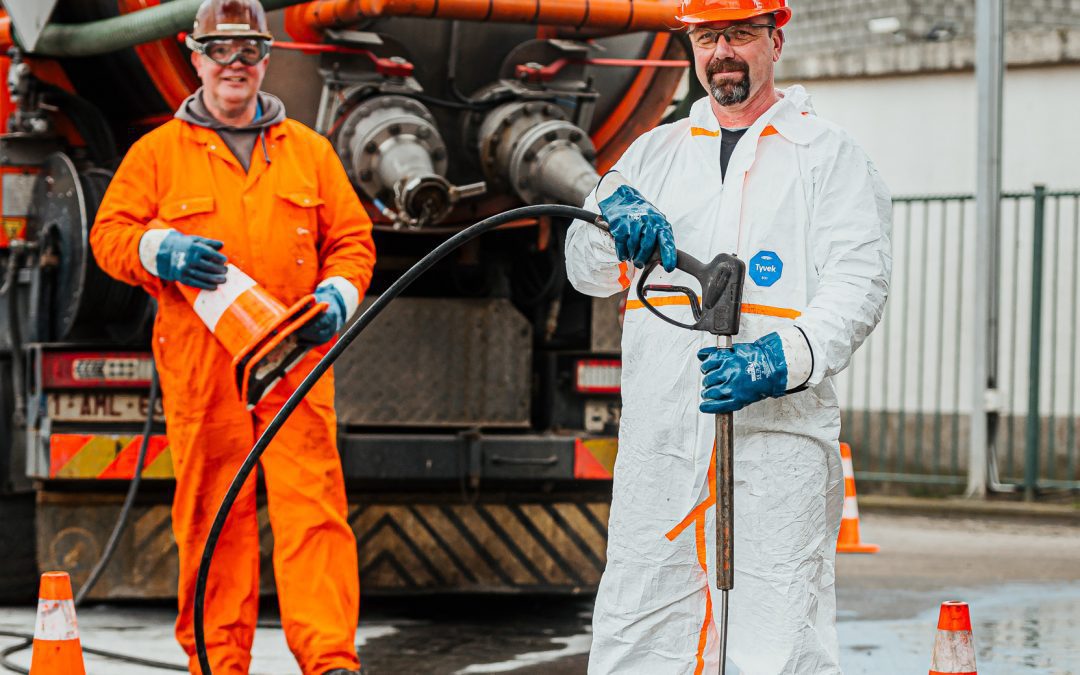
[159,196,215,235]
[262,190,324,302]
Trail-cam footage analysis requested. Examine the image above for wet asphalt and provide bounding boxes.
[1,512,1077,674]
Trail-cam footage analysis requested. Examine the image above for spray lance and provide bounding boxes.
[191,195,745,672]
[594,171,744,673]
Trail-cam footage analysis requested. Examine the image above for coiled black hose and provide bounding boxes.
[194,204,605,673]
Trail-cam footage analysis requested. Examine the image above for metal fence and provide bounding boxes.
[837,187,1080,494]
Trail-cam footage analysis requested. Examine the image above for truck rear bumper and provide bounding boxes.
[340,433,617,482]
[37,431,618,483]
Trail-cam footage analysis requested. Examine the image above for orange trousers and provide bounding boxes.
[164,350,360,675]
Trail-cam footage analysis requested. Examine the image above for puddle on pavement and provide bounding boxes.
[839,582,1080,674]
[3,583,1076,674]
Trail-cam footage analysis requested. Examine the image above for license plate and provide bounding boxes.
[47,392,165,423]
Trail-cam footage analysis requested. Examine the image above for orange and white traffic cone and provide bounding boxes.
[837,442,879,553]
[29,571,86,674]
[929,601,977,674]
[178,264,327,408]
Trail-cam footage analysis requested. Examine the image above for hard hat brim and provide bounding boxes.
[677,7,791,27]
[193,30,274,41]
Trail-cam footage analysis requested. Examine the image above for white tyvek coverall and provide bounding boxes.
[566,86,891,674]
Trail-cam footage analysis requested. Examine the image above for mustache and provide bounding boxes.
[706,58,749,77]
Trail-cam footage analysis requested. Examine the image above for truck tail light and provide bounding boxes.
[41,352,155,389]
[575,359,621,394]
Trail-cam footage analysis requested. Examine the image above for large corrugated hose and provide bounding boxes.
[24,0,306,57]
[193,204,605,673]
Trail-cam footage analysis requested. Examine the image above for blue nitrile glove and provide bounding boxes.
[296,284,348,345]
[155,231,228,290]
[598,184,678,272]
[697,332,789,414]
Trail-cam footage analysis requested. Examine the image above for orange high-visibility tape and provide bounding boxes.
[617,262,631,290]
[626,296,802,319]
[691,124,778,138]
[693,516,712,675]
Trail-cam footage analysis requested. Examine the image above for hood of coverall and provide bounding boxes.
[175,87,285,130]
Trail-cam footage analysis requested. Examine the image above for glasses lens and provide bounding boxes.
[691,30,719,49]
[203,39,267,66]
[725,25,772,46]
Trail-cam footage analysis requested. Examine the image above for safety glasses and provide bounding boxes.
[689,23,775,49]
[186,37,271,67]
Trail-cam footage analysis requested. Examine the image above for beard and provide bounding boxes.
[706,57,751,106]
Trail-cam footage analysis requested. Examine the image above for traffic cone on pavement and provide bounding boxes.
[178,263,327,407]
[29,571,86,674]
[929,601,977,674]
[836,442,880,553]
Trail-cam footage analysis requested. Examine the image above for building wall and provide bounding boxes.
[779,65,1080,194]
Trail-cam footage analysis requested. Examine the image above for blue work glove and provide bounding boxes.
[697,332,789,414]
[598,184,678,272]
[155,231,228,290]
[296,284,348,345]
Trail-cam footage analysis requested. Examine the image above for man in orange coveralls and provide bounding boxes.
[90,1,374,673]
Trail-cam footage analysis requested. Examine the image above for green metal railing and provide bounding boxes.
[837,188,1080,494]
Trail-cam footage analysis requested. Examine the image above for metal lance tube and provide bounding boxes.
[715,334,734,675]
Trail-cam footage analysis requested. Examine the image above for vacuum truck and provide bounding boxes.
[0,0,693,599]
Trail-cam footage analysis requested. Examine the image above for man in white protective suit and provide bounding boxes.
[564,0,892,673]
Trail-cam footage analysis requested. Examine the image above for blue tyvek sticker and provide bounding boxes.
[749,250,783,287]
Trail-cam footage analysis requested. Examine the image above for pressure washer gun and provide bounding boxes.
[636,249,743,675]
[592,176,745,675]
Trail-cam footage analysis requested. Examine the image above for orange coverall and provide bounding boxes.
[91,117,375,674]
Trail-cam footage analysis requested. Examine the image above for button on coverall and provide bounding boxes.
[91,118,375,674]
[566,86,892,674]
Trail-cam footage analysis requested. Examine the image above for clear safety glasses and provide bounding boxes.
[187,37,272,67]
[689,23,775,49]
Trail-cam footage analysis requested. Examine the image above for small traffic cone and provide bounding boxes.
[837,442,879,553]
[29,571,86,674]
[178,264,327,407]
[929,601,977,674]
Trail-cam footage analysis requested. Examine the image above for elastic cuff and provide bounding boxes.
[318,276,360,320]
[138,228,174,277]
[779,325,813,392]
[594,169,630,204]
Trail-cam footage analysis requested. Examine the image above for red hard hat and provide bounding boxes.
[191,0,273,42]
[675,0,792,27]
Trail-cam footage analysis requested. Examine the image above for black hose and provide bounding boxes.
[0,365,186,673]
[0,629,186,672]
[0,637,30,675]
[193,204,604,673]
[73,365,159,606]
[4,251,26,428]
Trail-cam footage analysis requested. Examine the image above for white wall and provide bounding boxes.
[780,65,1080,195]
[773,67,1080,428]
